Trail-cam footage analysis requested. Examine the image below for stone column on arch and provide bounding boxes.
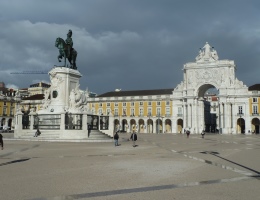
[184,103,188,129]
[231,102,236,134]
[153,119,157,134]
[219,103,224,133]
[244,102,250,134]
[200,100,205,133]
[225,102,231,133]
[189,103,192,132]
[195,98,199,133]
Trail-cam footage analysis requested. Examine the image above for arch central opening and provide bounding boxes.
[198,84,219,133]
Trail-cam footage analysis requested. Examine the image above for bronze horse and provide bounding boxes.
[55,37,77,69]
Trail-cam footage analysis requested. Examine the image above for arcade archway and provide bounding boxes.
[251,118,259,134]
[138,119,145,133]
[165,119,172,133]
[177,119,183,133]
[147,119,153,133]
[237,118,245,134]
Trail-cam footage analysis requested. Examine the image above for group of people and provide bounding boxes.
[114,131,138,147]
[185,129,206,138]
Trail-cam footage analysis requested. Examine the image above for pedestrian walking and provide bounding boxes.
[186,130,190,138]
[201,130,205,138]
[34,128,41,137]
[114,131,119,146]
[0,133,3,150]
[130,131,137,147]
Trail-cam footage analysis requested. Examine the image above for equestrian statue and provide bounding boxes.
[55,29,78,69]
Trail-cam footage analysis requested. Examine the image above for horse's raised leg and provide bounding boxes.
[57,55,61,62]
[63,51,67,67]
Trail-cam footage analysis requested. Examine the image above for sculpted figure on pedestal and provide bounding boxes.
[55,30,78,69]
[68,84,89,112]
[195,42,219,62]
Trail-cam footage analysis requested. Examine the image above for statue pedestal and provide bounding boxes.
[39,66,82,114]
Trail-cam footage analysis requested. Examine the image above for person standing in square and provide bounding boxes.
[130,131,137,147]
[0,133,4,150]
[114,131,119,146]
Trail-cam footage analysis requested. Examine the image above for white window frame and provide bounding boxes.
[98,108,103,115]
[106,109,111,115]
[131,108,135,116]
[148,107,152,116]
[122,108,127,116]
[253,105,258,114]
[178,107,182,114]
[157,108,161,116]
[238,106,243,114]
[166,107,170,115]
[139,108,143,116]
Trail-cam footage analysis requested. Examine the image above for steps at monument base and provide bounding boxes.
[17,131,60,139]
[14,130,112,141]
[88,130,112,140]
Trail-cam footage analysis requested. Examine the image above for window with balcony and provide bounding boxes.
[123,108,126,116]
[166,107,170,116]
[177,107,182,117]
[139,108,143,116]
[157,108,161,116]
[106,109,111,115]
[238,106,243,114]
[131,108,135,116]
[147,108,152,116]
[98,109,103,115]
[3,107,7,116]
[253,105,258,114]
[114,109,118,116]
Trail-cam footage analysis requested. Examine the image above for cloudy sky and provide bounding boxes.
[1,0,260,94]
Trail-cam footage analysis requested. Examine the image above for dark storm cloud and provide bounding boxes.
[1,0,260,94]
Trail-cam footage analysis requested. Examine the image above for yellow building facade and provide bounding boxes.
[0,88,20,130]
[88,89,174,133]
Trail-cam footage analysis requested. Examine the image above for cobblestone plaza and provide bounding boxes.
[0,133,259,200]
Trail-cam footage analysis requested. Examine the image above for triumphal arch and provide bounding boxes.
[172,42,250,134]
